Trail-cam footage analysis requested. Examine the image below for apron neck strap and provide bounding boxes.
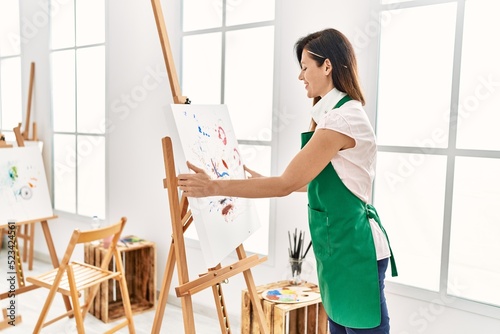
[333,95,352,109]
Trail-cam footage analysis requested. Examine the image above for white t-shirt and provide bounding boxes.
[313,88,391,260]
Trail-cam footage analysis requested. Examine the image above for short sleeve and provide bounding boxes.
[316,110,352,138]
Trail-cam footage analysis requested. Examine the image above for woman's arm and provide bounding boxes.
[178,128,354,198]
[245,165,307,192]
[243,165,263,178]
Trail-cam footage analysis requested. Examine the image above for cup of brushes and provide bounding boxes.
[288,228,312,285]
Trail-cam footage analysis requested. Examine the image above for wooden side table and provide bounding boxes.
[242,280,328,334]
[84,238,156,323]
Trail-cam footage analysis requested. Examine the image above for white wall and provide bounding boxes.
[20,0,500,332]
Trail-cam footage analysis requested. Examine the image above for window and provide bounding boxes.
[0,0,22,140]
[181,0,276,255]
[50,0,106,219]
[375,0,500,314]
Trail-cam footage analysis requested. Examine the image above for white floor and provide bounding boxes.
[0,251,238,333]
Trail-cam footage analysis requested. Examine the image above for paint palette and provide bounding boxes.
[262,287,321,304]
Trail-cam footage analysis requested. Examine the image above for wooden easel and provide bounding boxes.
[0,62,36,150]
[0,133,12,148]
[22,62,38,141]
[150,1,269,333]
[0,130,25,328]
[0,131,72,329]
[1,126,30,269]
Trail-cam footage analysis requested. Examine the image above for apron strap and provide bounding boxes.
[333,95,352,109]
[366,204,399,277]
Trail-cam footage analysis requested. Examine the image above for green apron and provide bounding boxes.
[302,96,397,328]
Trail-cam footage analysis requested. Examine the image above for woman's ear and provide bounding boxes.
[324,58,333,76]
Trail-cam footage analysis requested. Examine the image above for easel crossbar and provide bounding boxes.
[175,255,267,297]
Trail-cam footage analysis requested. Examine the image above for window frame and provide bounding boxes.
[49,0,108,220]
[0,0,22,139]
[374,0,500,320]
[179,0,279,259]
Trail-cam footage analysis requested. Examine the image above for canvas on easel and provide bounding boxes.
[0,146,53,225]
[171,103,261,268]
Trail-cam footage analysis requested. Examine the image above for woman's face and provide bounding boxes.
[298,49,333,99]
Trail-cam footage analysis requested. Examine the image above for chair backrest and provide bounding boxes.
[58,217,127,268]
[76,217,127,244]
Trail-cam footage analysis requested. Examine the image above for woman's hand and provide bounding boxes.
[244,165,264,179]
[177,161,214,197]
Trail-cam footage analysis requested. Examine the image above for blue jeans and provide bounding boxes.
[328,258,390,334]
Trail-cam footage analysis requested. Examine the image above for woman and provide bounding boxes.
[178,28,397,333]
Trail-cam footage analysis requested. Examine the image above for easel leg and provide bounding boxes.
[0,227,24,329]
[22,225,28,263]
[151,239,176,334]
[212,281,231,334]
[28,223,35,270]
[14,228,25,288]
[179,287,196,333]
[237,245,270,334]
[0,308,22,330]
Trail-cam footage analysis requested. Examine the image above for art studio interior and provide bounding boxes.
[0,0,499,333]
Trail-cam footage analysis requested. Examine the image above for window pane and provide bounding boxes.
[182,33,221,104]
[226,0,275,26]
[374,152,447,291]
[225,26,274,140]
[54,134,76,213]
[0,0,21,56]
[77,46,105,134]
[240,144,271,255]
[77,135,105,218]
[50,0,75,49]
[377,3,456,148]
[76,0,105,46]
[52,50,76,132]
[456,0,500,150]
[448,157,500,306]
[183,0,222,31]
[1,57,22,130]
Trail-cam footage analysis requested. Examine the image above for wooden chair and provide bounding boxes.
[26,217,136,333]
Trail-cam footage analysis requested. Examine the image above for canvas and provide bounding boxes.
[0,146,53,225]
[170,104,261,267]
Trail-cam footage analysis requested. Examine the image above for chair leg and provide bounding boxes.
[118,275,136,334]
[67,266,85,333]
[112,248,135,334]
[81,283,100,319]
[32,275,65,333]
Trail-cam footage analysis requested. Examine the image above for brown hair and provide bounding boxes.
[295,28,365,105]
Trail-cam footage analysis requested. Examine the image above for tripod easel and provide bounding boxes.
[150,1,269,333]
[0,130,70,328]
[22,62,38,141]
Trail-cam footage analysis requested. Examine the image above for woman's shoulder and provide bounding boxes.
[319,100,374,137]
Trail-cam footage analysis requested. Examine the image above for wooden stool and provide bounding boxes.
[242,280,328,334]
[84,238,156,323]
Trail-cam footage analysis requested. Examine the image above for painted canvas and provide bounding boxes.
[170,104,261,267]
[0,146,53,225]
